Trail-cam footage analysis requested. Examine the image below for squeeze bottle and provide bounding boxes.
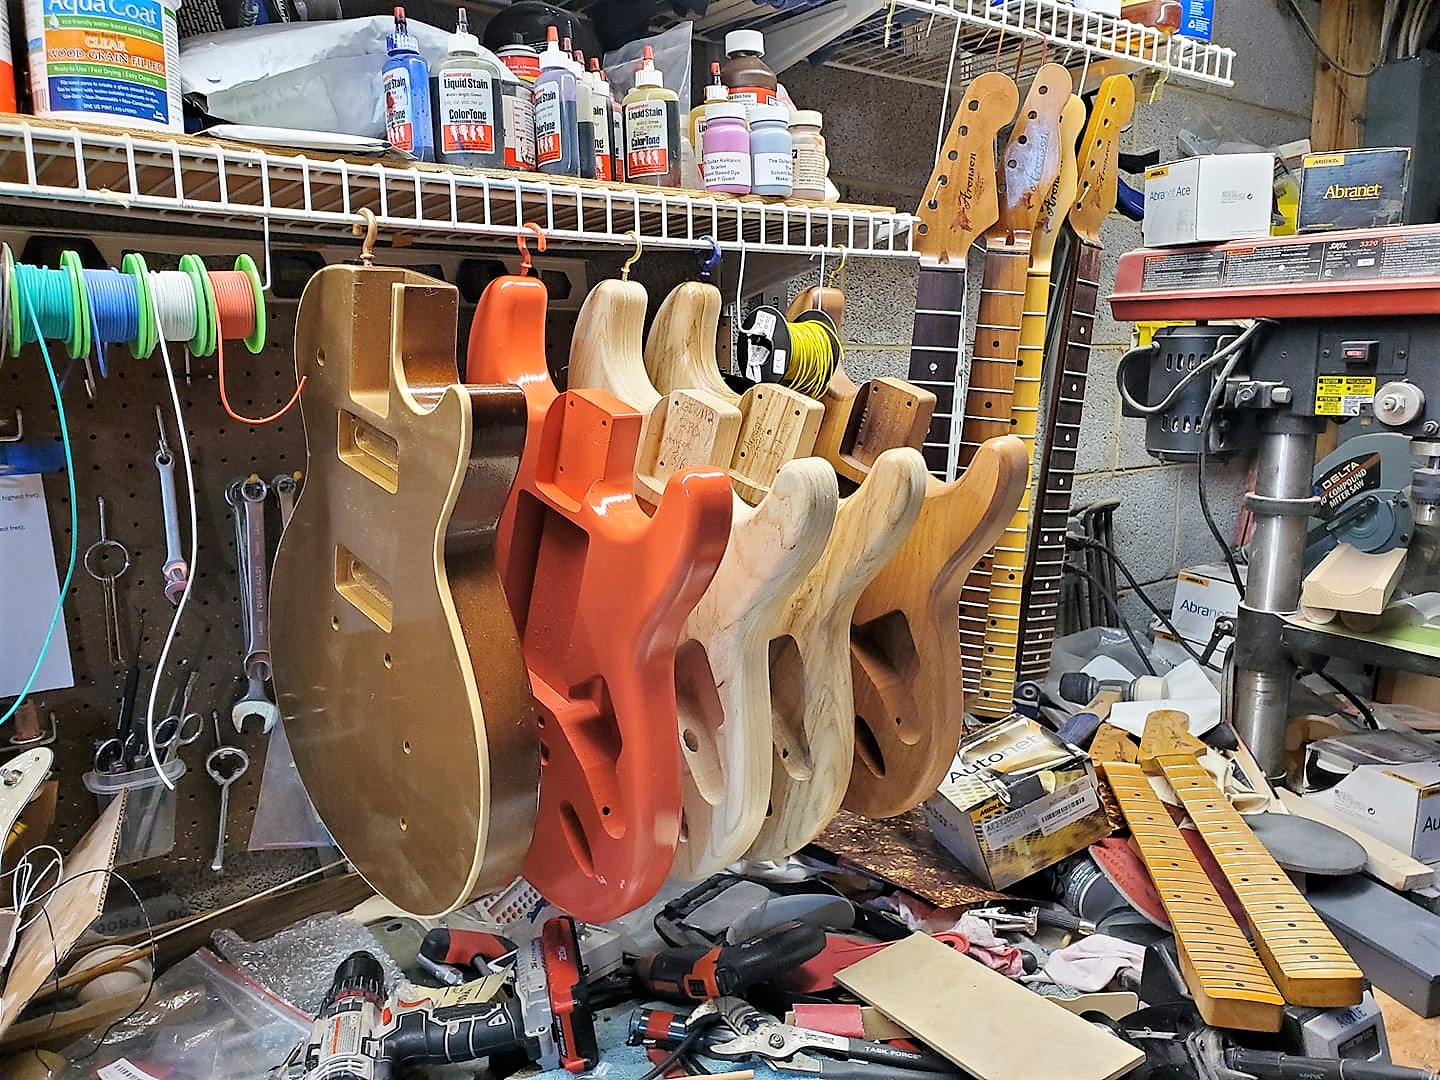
[382,7,434,161]
[588,58,615,181]
[690,61,729,170]
[572,49,597,179]
[533,26,579,176]
[722,30,777,107]
[602,69,624,181]
[435,10,505,169]
[623,45,681,188]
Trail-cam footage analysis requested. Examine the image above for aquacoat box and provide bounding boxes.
[1143,154,1275,247]
[924,716,1112,890]
[1299,148,1413,232]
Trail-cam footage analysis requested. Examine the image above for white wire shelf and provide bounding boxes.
[0,118,916,258]
[582,0,1234,90]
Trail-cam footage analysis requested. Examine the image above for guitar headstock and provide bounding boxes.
[913,71,1019,263]
[993,63,1073,240]
[1070,74,1137,243]
[1031,95,1089,262]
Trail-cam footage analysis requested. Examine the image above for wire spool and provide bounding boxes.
[207,254,267,354]
[0,244,12,364]
[149,269,203,349]
[179,253,216,358]
[735,306,842,400]
[10,251,90,360]
[80,268,139,377]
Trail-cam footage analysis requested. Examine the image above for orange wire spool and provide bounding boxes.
[208,257,305,425]
[463,265,733,922]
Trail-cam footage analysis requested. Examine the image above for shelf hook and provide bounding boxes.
[827,246,848,289]
[353,209,379,267]
[621,231,643,281]
[517,222,547,276]
[698,235,721,282]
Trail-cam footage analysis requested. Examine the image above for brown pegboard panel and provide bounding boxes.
[1,228,597,899]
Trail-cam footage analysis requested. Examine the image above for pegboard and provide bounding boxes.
[0,227,596,893]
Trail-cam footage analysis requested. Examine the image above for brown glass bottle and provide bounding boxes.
[1121,0,1181,32]
[721,29,778,107]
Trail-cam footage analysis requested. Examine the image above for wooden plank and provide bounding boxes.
[1277,788,1434,891]
[1302,544,1407,616]
[1310,0,1385,153]
[835,932,1144,1080]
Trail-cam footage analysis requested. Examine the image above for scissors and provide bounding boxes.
[152,671,204,765]
[93,652,142,773]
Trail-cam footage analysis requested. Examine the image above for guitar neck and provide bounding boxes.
[964,251,1058,716]
[954,239,1032,707]
[1017,236,1102,683]
[906,263,969,481]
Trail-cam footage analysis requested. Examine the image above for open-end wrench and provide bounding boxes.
[155,407,188,605]
[231,476,279,734]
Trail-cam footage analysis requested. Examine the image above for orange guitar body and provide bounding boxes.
[465,275,733,920]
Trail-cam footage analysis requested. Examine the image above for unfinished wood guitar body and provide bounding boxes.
[570,277,840,879]
[272,265,537,918]
[747,448,929,860]
[645,281,736,404]
[845,436,1030,818]
[465,273,734,920]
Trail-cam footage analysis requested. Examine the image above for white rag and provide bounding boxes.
[1041,934,1145,992]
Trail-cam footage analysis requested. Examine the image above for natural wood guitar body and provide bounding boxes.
[272,265,537,918]
[645,281,737,404]
[747,448,928,860]
[845,436,1030,817]
[465,273,733,920]
[568,278,839,880]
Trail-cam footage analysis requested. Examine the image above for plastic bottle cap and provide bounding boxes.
[747,104,789,125]
[387,7,418,53]
[450,15,481,55]
[706,103,747,122]
[792,109,822,128]
[704,82,728,102]
[539,27,568,70]
[725,29,766,56]
[635,67,663,88]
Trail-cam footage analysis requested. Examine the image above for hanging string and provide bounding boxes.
[82,269,140,378]
[1,267,80,728]
[13,265,75,346]
[149,271,199,343]
[782,319,843,398]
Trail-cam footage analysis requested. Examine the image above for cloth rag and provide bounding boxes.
[1040,934,1145,992]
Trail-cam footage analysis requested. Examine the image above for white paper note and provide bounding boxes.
[0,475,74,697]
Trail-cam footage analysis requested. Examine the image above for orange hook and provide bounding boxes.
[517,222,547,276]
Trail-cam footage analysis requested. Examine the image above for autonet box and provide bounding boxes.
[1299,148,1412,232]
[1304,730,1440,863]
[924,716,1112,889]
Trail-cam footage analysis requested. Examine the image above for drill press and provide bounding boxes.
[1110,224,1440,777]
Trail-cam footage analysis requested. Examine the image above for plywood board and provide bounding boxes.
[835,932,1143,1080]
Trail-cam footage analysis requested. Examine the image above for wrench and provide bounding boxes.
[207,744,250,872]
[272,472,301,530]
[230,476,279,734]
[155,407,188,605]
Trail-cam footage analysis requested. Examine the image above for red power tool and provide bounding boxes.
[275,917,598,1078]
[635,920,826,1002]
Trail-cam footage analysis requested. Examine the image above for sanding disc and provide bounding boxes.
[1246,812,1367,876]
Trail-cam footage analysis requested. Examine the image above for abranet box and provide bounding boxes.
[1300,148,1412,232]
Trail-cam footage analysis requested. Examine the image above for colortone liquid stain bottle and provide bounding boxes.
[533,26,579,176]
[588,58,615,181]
[435,9,505,169]
[383,6,434,161]
[572,47,597,179]
[623,45,680,188]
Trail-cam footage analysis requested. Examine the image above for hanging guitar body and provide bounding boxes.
[271,265,538,918]
[466,273,733,920]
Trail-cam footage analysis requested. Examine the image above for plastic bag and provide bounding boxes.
[55,949,309,1079]
[603,21,692,117]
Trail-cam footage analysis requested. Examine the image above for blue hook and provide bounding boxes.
[698,235,722,281]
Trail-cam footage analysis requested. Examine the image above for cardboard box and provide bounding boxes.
[1304,730,1440,864]
[1166,562,1245,655]
[1299,148,1412,232]
[924,716,1111,890]
[1143,154,1275,247]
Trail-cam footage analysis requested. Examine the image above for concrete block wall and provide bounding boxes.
[776,0,1319,633]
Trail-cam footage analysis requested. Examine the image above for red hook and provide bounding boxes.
[517,222,547,276]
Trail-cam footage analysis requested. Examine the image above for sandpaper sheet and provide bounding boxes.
[812,809,1006,908]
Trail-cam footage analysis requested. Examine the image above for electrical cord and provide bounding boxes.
[1282,0,1397,77]
[144,281,201,789]
[1,276,80,728]
[1196,331,1252,600]
[1068,534,1211,669]
[1114,321,1265,417]
[1063,561,1158,675]
[637,1015,725,1080]
[1307,665,1380,731]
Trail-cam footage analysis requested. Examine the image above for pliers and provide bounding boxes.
[692,997,963,1079]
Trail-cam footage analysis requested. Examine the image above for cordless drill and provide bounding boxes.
[275,918,599,1079]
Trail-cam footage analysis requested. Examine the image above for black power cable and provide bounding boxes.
[1063,562,1158,676]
